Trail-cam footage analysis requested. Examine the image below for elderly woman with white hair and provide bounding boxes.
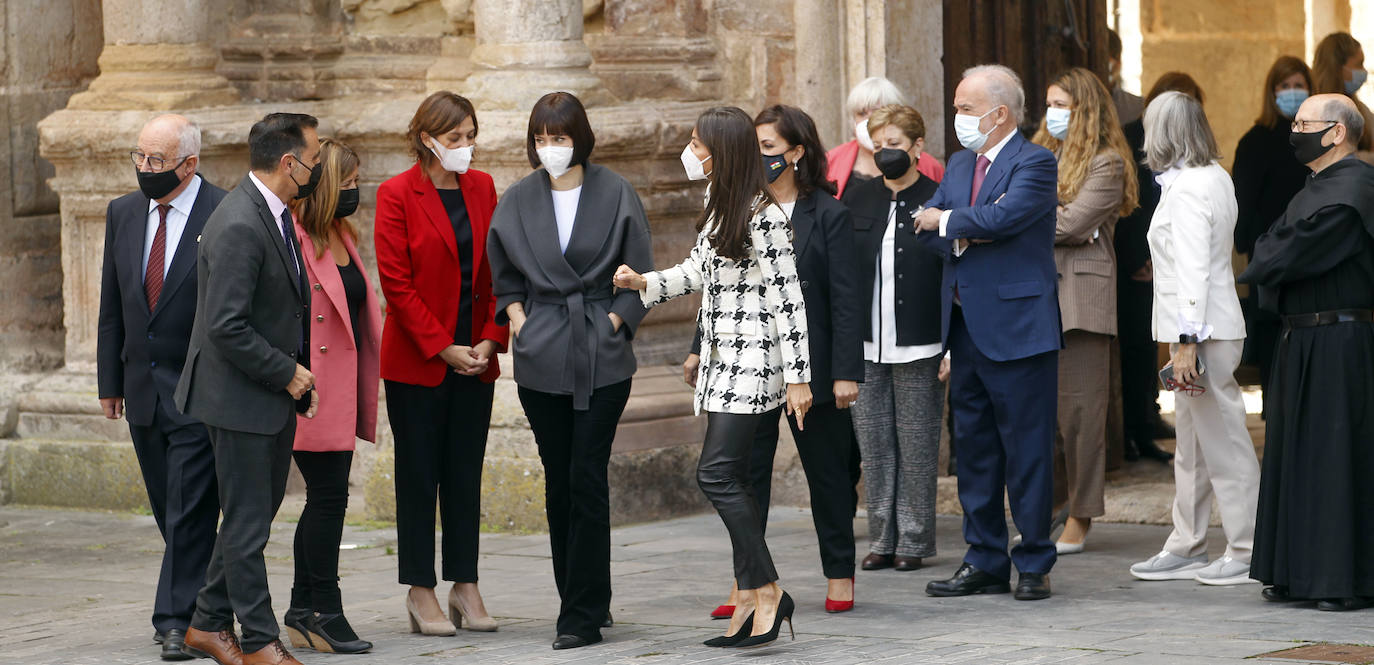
[1128,91,1260,586]
[827,76,946,196]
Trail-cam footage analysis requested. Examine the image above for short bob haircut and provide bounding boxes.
[846,77,906,117]
[1142,91,1221,172]
[407,91,478,167]
[866,104,926,143]
[526,92,595,169]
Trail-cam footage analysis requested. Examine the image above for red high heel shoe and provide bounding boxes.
[709,604,735,620]
[825,578,855,613]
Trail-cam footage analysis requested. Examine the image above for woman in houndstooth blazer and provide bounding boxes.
[615,107,811,648]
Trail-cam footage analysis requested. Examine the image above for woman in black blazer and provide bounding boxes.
[684,105,865,615]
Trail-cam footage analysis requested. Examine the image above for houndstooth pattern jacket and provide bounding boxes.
[641,203,810,415]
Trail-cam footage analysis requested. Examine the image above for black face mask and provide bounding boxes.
[334,188,360,219]
[761,151,789,183]
[874,148,912,179]
[136,157,189,200]
[289,155,323,200]
[1290,124,1338,164]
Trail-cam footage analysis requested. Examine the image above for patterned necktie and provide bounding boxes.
[970,154,992,205]
[144,204,170,310]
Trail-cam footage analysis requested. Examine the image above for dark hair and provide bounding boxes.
[1257,56,1313,130]
[526,92,595,169]
[695,106,776,261]
[1145,71,1205,106]
[1107,29,1122,60]
[754,105,836,198]
[248,112,318,172]
[408,91,478,167]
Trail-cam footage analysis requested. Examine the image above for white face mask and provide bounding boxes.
[681,144,711,181]
[1045,107,1071,140]
[954,107,1000,152]
[855,118,876,151]
[428,138,472,174]
[536,145,575,179]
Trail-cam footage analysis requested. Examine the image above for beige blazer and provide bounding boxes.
[1147,161,1246,342]
[1054,152,1122,336]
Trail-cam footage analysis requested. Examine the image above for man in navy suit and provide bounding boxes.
[914,64,1062,601]
[97,114,226,660]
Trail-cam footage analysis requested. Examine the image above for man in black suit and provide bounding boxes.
[97,114,226,661]
[176,113,320,665]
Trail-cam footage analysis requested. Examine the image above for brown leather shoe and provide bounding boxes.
[893,556,923,571]
[183,627,244,665]
[242,640,302,665]
[861,553,893,570]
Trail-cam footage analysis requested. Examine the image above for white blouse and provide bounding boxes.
[864,201,943,364]
[551,185,582,253]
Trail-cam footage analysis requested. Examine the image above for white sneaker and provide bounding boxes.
[1194,556,1259,586]
[1130,551,1208,581]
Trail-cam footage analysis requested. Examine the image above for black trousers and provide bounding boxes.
[127,395,219,634]
[700,411,780,590]
[518,379,631,642]
[746,404,857,579]
[191,421,295,654]
[1118,277,1159,445]
[386,373,495,587]
[290,450,353,613]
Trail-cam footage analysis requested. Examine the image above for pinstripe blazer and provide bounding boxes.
[1054,152,1123,336]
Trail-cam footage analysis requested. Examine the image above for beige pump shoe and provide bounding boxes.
[406,594,457,636]
[449,586,498,632]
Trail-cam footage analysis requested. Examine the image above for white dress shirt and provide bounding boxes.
[551,185,582,253]
[142,174,202,277]
[248,171,298,266]
[939,128,1019,255]
[866,202,944,364]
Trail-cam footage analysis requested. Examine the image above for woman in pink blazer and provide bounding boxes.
[284,138,382,655]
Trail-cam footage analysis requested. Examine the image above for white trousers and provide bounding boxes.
[1162,339,1260,562]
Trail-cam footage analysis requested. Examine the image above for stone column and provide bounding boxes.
[65,0,238,111]
[794,0,845,146]
[463,0,612,110]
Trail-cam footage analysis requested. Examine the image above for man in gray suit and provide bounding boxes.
[176,112,321,665]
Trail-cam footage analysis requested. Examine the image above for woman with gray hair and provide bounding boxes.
[827,76,946,196]
[1128,91,1261,586]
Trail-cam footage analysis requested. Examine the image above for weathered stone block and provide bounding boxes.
[2,438,149,510]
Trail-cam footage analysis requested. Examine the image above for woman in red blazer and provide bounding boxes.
[284,138,382,654]
[374,92,508,636]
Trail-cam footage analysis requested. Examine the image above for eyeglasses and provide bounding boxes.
[1164,377,1207,396]
[130,151,189,172]
[1290,119,1338,133]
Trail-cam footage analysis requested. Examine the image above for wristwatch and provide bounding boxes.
[1178,333,1200,345]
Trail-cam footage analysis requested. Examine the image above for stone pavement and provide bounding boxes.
[2,505,1371,665]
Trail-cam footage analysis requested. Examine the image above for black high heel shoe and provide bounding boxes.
[301,612,373,654]
[732,592,794,648]
[703,612,754,647]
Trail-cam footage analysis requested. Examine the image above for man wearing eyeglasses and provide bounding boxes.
[96,114,227,661]
[1241,94,1374,612]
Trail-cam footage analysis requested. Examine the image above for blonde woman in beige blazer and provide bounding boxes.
[1129,91,1259,587]
[1032,68,1139,554]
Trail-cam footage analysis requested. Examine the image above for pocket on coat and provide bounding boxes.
[997,280,1044,300]
[1072,258,1113,278]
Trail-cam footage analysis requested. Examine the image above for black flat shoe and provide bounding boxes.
[1014,573,1051,601]
[1261,585,1294,602]
[893,556,923,571]
[703,612,753,647]
[861,553,894,570]
[602,612,614,628]
[1135,438,1174,463]
[552,633,601,650]
[926,563,1011,597]
[732,592,794,648]
[303,612,373,654]
[160,629,193,661]
[1317,597,1374,612]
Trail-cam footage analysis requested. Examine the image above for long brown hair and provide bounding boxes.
[1032,67,1138,217]
[1256,56,1313,129]
[291,137,360,259]
[1312,32,1373,150]
[754,105,836,198]
[695,107,776,261]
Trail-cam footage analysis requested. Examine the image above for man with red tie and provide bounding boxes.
[97,114,227,661]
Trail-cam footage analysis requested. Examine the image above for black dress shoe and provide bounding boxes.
[552,633,602,650]
[861,553,894,570]
[1152,417,1176,440]
[1261,585,1294,602]
[160,629,193,661]
[1014,573,1051,601]
[1135,438,1174,463]
[926,563,1011,597]
[893,556,923,571]
[602,612,614,628]
[1317,597,1374,612]
[154,630,165,645]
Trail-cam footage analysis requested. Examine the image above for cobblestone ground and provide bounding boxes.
[2,505,1371,665]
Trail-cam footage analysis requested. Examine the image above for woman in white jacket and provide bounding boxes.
[1128,91,1260,586]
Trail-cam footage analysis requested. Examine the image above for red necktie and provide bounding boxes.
[145,204,169,310]
[970,154,991,205]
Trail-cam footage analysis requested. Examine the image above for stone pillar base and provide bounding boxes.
[66,45,239,111]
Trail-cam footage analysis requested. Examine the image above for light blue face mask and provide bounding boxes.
[1045,107,1071,140]
[1275,89,1308,119]
[1345,69,1368,95]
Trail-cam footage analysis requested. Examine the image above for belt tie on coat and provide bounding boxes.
[531,288,614,411]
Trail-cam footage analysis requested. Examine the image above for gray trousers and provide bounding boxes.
[852,357,944,558]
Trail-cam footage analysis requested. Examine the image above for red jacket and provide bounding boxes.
[826,139,945,198]
[374,163,508,386]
